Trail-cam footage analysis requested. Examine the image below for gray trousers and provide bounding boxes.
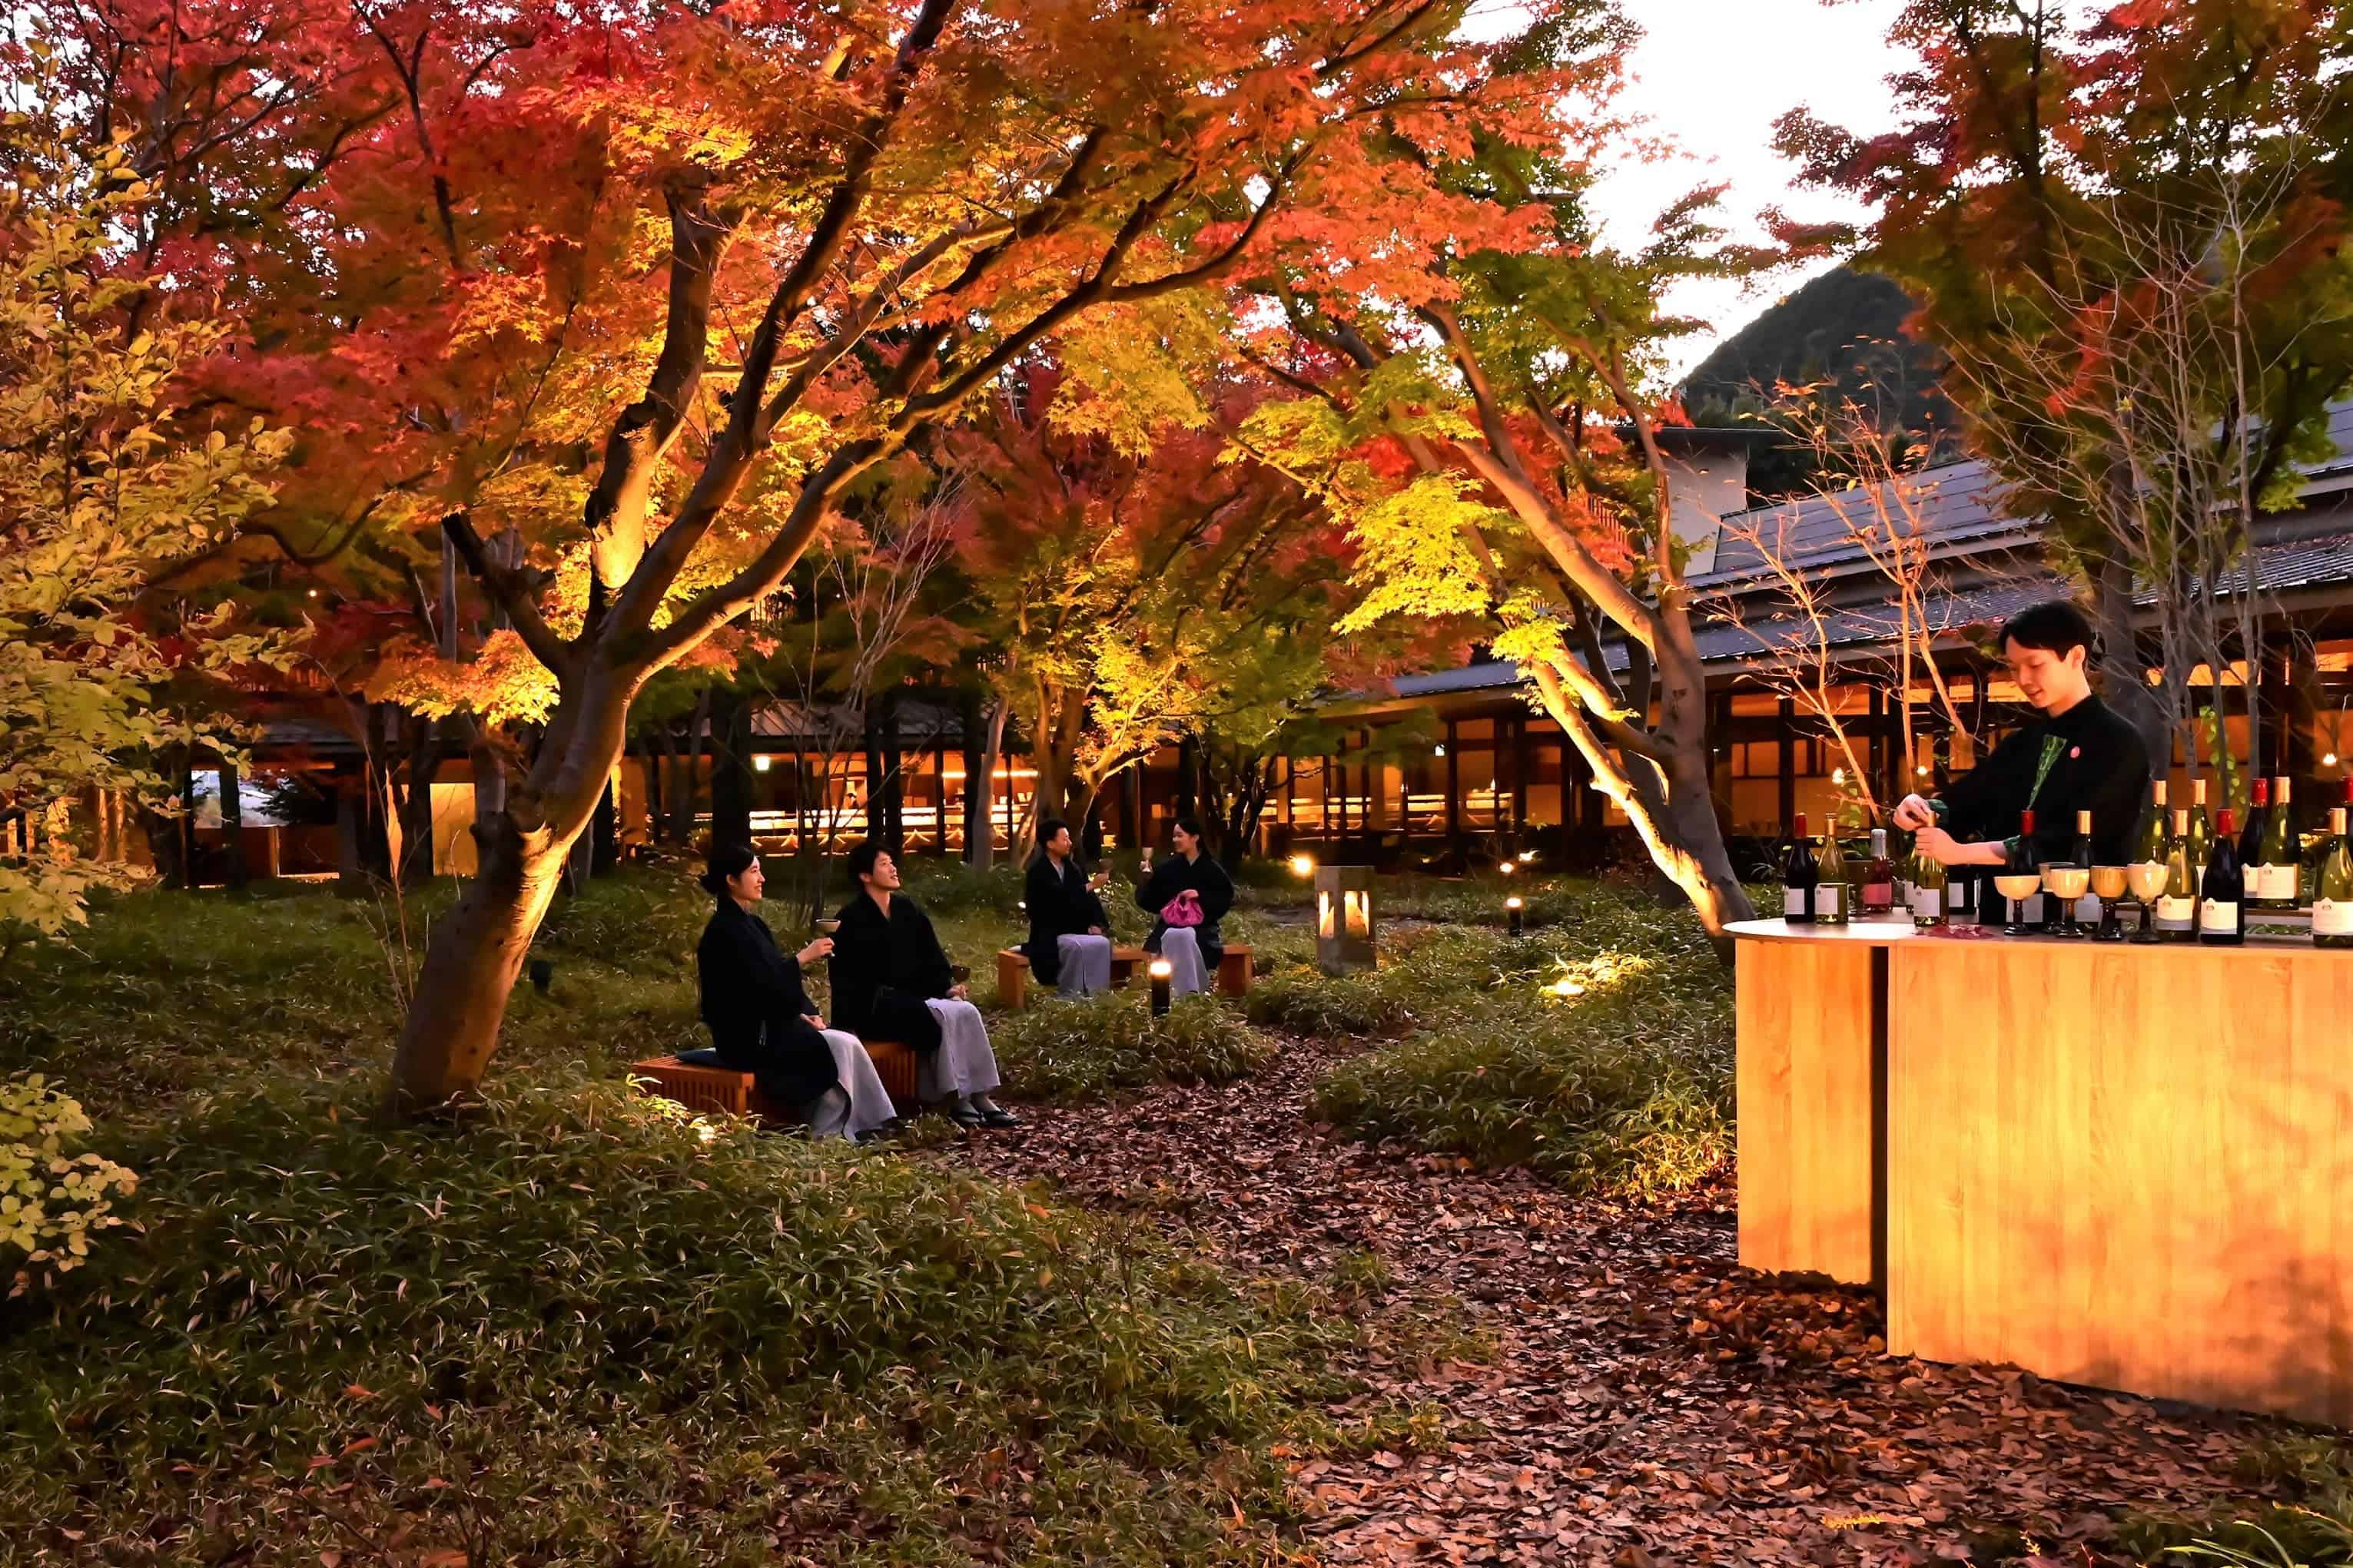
[803,1029,900,1141]
[920,998,1003,1102]
[1159,925,1213,998]
[1055,933,1114,996]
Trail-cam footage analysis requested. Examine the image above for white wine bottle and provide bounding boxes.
[2156,807,2197,940]
[2253,776,2298,910]
[1814,823,1851,926]
[2187,777,2214,881]
[1911,847,1947,929]
[2315,804,2353,950]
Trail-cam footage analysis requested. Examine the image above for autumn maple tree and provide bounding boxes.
[24,0,1580,1106]
[1776,0,2353,761]
[1228,2,1775,941]
[0,126,291,949]
[952,367,1359,850]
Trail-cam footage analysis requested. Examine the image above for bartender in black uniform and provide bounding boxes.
[1896,600,2152,869]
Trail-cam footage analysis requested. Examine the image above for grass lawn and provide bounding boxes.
[0,856,1742,1563]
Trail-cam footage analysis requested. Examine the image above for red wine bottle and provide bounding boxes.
[2199,806,2245,946]
[1782,813,1819,925]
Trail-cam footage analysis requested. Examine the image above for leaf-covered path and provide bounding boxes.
[939,1032,2278,1566]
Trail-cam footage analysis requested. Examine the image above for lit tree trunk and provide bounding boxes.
[967,695,1006,869]
[389,665,632,1109]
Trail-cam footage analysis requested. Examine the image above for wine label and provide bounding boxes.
[2155,895,2195,928]
[1863,880,1893,906]
[1817,882,1850,923]
[2199,898,2240,933]
[1910,887,1943,919]
[2251,864,2298,900]
[1783,887,1807,918]
[2315,898,2353,937]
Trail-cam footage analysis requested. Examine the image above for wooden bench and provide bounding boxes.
[629,1039,918,1123]
[995,943,1253,1011]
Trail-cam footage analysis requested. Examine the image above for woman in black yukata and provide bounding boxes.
[695,843,897,1142]
[1133,815,1235,999]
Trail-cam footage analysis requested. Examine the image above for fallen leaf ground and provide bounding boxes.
[938,1029,2284,1566]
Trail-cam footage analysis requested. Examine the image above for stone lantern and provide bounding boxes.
[1314,864,1376,975]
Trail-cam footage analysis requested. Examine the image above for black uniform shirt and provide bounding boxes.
[1934,692,2152,864]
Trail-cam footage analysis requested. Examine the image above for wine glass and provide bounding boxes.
[2043,864,2091,938]
[2124,861,2169,943]
[1993,871,2043,935]
[2089,865,2129,940]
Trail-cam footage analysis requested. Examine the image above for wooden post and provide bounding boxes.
[221,761,246,887]
[1444,718,1461,847]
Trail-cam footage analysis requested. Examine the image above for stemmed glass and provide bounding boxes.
[2089,866,2129,941]
[1993,870,2043,935]
[2043,864,2091,938]
[2124,861,2169,943]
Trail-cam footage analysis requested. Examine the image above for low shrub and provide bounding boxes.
[0,1074,1342,1562]
[2115,1437,2353,1565]
[1302,897,1733,1198]
[989,992,1278,1102]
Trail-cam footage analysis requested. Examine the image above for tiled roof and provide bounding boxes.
[1694,399,2353,592]
[1690,456,2026,590]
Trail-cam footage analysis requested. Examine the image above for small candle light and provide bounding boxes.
[1498,858,1515,876]
[752,754,772,772]
[1505,895,1524,938]
[1289,853,1315,878]
[1516,849,1535,864]
[1149,958,1173,1016]
[1916,764,1930,777]
[1433,743,1447,757]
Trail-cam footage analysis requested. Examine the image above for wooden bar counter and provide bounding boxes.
[1731,915,2353,1426]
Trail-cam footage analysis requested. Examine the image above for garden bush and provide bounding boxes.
[988,992,1278,1102]
[1298,897,1734,1198]
[0,1073,1342,1563]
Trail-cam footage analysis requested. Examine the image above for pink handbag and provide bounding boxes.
[1160,889,1204,928]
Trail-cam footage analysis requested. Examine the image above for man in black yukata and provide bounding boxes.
[830,840,1020,1130]
[1023,817,1113,998]
[1897,599,2152,870]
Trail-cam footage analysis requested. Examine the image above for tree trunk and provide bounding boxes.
[709,688,754,850]
[220,761,245,888]
[669,688,709,848]
[397,717,443,886]
[591,774,619,874]
[2092,553,2172,766]
[388,666,632,1109]
[967,695,1007,869]
[1533,646,1754,962]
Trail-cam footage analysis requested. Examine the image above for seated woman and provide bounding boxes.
[696,844,897,1142]
[1134,815,1235,999]
[1024,817,1113,997]
[831,840,1020,1130]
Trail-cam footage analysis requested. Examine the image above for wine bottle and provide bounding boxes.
[2199,806,2245,946]
[1893,830,1916,913]
[1911,844,1948,928]
[2188,777,2213,881]
[2254,776,2298,910]
[2069,809,2099,922]
[1861,829,1894,914]
[1782,813,1819,925]
[2239,777,2269,869]
[1814,822,1851,926]
[2136,779,2169,860]
[2156,807,2197,940]
[2315,803,2353,950]
[2000,810,2041,933]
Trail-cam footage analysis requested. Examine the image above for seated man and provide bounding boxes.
[696,843,897,1142]
[831,840,1020,1130]
[1024,817,1113,997]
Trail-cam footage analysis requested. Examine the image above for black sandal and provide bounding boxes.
[977,1105,1021,1129]
[946,1102,984,1129]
